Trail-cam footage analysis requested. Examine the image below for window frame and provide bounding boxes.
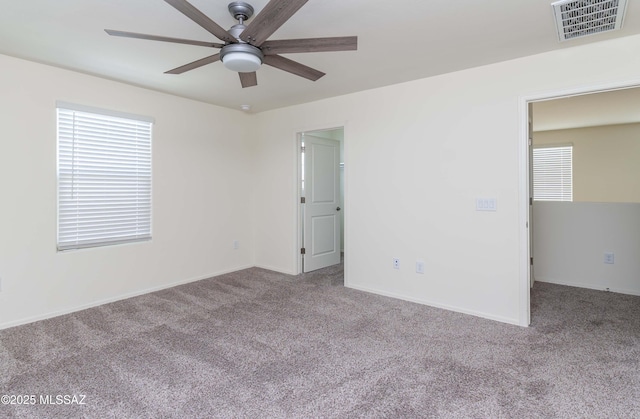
[532,144,573,202]
[56,101,154,251]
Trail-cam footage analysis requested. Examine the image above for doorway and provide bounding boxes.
[297,127,345,274]
[522,83,640,325]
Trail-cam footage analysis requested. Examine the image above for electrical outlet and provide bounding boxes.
[393,258,400,270]
[416,261,425,274]
[233,240,239,250]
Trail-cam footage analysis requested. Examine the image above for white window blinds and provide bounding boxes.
[532,145,573,202]
[57,103,153,251]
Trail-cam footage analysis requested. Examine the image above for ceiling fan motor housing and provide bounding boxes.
[228,23,247,42]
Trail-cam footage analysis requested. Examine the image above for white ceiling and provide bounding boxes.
[2,0,640,113]
[533,87,640,131]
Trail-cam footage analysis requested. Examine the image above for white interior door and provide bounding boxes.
[303,135,341,272]
[528,102,535,288]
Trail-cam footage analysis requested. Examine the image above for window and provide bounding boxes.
[532,145,573,202]
[57,102,153,251]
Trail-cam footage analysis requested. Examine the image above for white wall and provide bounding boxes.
[252,33,640,326]
[533,202,640,295]
[0,54,254,329]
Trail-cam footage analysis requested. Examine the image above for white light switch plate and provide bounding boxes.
[476,198,497,212]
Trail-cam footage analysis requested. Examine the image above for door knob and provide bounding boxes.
[336,206,341,211]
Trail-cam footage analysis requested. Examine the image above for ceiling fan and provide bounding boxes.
[105,0,358,88]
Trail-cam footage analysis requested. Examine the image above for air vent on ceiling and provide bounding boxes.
[551,0,628,41]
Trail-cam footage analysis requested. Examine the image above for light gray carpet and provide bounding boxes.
[1,264,639,418]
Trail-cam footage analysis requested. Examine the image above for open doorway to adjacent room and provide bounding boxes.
[524,85,640,324]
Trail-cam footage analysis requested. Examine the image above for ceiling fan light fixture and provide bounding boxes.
[220,43,263,72]
[222,52,262,72]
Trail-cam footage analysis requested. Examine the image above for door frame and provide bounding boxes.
[295,123,348,277]
[518,78,640,326]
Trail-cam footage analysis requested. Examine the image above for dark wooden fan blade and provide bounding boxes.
[239,0,309,46]
[239,72,258,88]
[261,36,357,55]
[165,53,221,74]
[263,54,325,81]
[105,29,224,48]
[164,0,235,43]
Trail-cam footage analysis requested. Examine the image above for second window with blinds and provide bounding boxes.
[532,144,573,202]
[56,102,153,251]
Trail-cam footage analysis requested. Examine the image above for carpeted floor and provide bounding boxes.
[1,263,639,418]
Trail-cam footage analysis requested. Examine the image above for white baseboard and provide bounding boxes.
[535,277,640,297]
[253,264,296,276]
[0,264,255,331]
[346,284,522,327]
